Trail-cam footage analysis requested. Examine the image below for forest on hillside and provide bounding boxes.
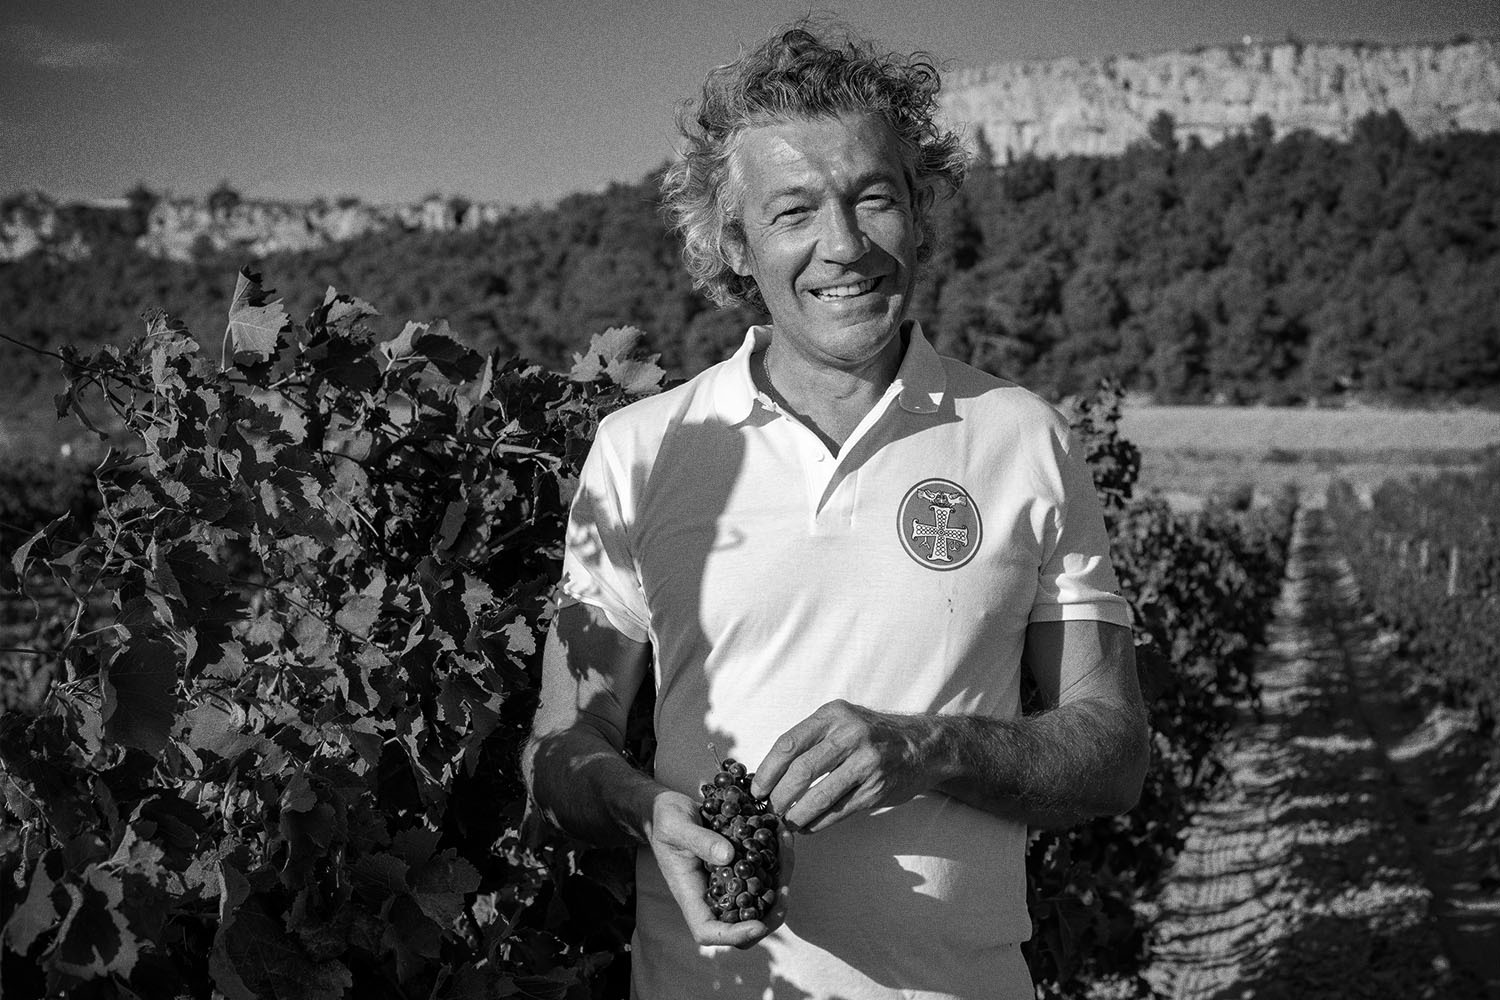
[2,110,1497,411]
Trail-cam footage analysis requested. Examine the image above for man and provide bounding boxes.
[523,23,1149,1000]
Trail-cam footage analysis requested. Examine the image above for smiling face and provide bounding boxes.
[724,112,925,375]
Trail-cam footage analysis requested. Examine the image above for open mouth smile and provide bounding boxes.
[809,277,882,301]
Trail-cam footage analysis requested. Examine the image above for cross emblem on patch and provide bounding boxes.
[897,479,983,570]
[912,500,970,561]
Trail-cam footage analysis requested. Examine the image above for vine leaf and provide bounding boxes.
[382,895,442,982]
[181,700,256,762]
[379,321,423,364]
[2,849,66,955]
[569,326,664,395]
[226,268,289,360]
[212,875,352,1000]
[351,852,409,901]
[49,866,141,980]
[415,322,484,380]
[409,848,481,929]
[334,594,382,639]
[101,639,180,754]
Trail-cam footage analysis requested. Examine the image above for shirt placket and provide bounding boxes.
[758,381,903,528]
[816,383,905,526]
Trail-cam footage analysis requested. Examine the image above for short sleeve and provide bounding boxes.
[558,430,653,643]
[1028,430,1132,628]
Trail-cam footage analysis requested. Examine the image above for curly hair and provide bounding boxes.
[661,22,970,310]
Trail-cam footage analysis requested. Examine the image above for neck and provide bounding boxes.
[757,329,906,451]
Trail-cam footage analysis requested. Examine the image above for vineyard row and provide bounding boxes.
[1325,463,1500,752]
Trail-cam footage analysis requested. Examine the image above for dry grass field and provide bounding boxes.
[1120,406,1500,510]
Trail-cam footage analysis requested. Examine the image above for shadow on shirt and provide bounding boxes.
[557,403,1022,998]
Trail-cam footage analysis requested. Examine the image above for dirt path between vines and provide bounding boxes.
[1142,507,1500,1000]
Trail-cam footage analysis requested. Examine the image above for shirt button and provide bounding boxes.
[816,452,827,462]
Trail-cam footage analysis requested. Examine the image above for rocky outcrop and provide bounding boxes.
[5,39,1497,263]
[0,193,513,264]
[938,38,1500,160]
[136,196,510,262]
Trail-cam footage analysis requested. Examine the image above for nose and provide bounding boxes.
[817,204,868,263]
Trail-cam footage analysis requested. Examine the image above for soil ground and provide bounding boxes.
[1140,507,1500,999]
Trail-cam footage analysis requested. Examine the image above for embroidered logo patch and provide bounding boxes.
[898,478,982,570]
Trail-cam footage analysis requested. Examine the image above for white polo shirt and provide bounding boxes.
[560,323,1130,1000]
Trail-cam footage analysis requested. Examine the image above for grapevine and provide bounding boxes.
[0,274,1293,998]
[0,269,666,999]
[1325,461,1500,750]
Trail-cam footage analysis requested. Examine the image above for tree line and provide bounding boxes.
[2,110,1496,416]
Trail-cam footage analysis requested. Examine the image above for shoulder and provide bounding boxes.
[940,356,1074,444]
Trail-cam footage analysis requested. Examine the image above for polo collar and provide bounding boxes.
[893,322,947,414]
[715,322,948,423]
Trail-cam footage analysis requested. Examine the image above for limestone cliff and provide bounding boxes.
[4,39,1497,263]
[0,193,511,264]
[938,38,1500,160]
[134,196,511,261]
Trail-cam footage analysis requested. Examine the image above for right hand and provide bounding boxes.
[646,790,794,949]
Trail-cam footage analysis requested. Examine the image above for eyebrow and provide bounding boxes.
[760,170,906,205]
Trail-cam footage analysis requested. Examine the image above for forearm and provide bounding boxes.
[753,687,1149,834]
[932,697,1149,827]
[523,724,664,847]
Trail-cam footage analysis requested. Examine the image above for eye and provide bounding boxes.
[774,205,810,222]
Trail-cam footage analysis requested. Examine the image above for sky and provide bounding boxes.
[2,0,1496,209]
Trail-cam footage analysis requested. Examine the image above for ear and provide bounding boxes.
[912,182,936,249]
[724,233,752,277]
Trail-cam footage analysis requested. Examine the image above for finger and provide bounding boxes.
[706,917,773,949]
[802,782,865,834]
[768,738,854,821]
[673,882,763,947]
[673,822,735,867]
[784,759,866,833]
[751,714,828,799]
[759,827,796,934]
[668,875,766,948]
[661,853,774,949]
[655,843,760,948]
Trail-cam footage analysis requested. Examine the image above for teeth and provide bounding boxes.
[812,278,878,300]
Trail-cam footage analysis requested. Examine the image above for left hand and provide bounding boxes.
[749,700,944,834]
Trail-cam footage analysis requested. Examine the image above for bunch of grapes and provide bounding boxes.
[698,755,783,923]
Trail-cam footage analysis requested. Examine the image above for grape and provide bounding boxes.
[697,751,788,924]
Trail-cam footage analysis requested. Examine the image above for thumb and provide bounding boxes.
[682,824,735,866]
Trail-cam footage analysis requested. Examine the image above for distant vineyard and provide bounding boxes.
[1325,460,1500,750]
[0,272,1292,999]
